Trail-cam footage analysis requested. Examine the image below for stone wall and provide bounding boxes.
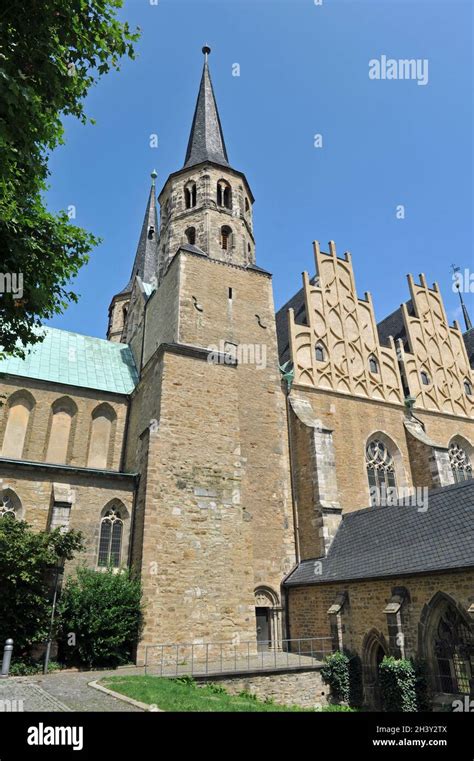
[287,569,474,661]
[0,378,128,471]
[195,667,328,709]
[288,385,473,513]
[0,463,135,570]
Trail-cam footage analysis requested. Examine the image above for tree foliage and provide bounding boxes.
[57,567,142,668]
[0,517,84,654]
[0,1,140,357]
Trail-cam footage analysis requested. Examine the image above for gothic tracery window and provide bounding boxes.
[366,439,397,506]
[433,605,473,694]
[0,492,16,519]
[449,441,472,483]
[98,507,123,567]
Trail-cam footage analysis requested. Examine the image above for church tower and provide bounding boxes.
[157,46,255,279]
[124,48,295,659]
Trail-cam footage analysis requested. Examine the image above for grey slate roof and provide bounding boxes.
[119,181,158,295]
[284,479,474,586]
[464,328,474,369]
[376,301,415,348]
[183,58,229,169]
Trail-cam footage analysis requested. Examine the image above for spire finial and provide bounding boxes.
[451,264,473,331]
[202,44,211,63]
[151,169,157,186]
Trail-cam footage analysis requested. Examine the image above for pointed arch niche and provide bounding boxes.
[1,390,35,459]
[87,403,117,469]
[45,397,78,464]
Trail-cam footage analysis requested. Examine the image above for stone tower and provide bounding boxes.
[157,46,255,280]
[124,48,295,659]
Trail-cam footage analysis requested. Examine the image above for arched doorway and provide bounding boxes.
[362,629,388,708]
[254,587,281,651]
[420,592,473,696]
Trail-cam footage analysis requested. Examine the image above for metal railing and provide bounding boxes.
[144,636,332,677]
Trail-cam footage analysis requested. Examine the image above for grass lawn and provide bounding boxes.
[101,675,352,712]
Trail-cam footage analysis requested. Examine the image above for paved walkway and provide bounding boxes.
[0,667,145,712]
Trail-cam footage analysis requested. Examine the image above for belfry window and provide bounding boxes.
[369,355,379,374]
[366,439,397,506]
[217,180,232,209]
[420,370,430,386]
[98,508,123,567]
[449,441,472,483]
[220,225,232,251]
[184,182,197,209]
[185,227,196,245]
[315,344,325,362]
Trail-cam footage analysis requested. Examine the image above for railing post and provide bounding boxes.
[0,639,13,678]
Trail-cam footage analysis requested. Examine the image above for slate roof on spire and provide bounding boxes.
[119,176,158,295]
[183,49,229,169]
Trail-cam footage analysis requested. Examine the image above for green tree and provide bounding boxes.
[0,517,84,654]
[0,1,140,358]
[57,567,142,668]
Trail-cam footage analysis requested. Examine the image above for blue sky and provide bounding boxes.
[46,0,473,339]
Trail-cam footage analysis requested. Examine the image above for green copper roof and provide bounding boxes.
[0,327,138,395]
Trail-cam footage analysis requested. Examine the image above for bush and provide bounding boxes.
[320,651,350,703]
[57,568,142,669]
[379,656,417,712]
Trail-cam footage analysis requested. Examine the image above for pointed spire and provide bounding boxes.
[451,264,473,331]
[183,46,229,169]
[120,172,158,294]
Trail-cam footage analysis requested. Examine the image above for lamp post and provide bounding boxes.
[43,561,64,675]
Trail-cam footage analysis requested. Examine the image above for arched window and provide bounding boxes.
[217,180,232,209]
[1,392,34,459]
[98,506,123,567]
[464,379,472,397]
[185,227,196,245]
[184,181,197,209]
[423,594,473,695]
[449,440,472,482]
[87,404,116,469]
[220,225,232,251]
[369,355,379,374]
[366,439,397,505]
[315,344,325,362]
[0,489,21,519]
[245,197,250,212]
[46,398,77,465]
[147,224,155,240]
[420,370,430,386]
